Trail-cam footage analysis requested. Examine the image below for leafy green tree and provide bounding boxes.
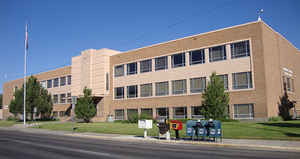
[201,72,230,119]
[75,87,96,123]
[9,76,53,120]
[278,83,296,120]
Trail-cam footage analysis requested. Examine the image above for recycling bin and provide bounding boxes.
[186,120,207,140]
[206,120,222,141]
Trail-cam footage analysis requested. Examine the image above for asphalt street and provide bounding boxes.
[0,129,299,159]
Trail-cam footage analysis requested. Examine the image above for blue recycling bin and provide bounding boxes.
[206,120,222,140]
[186,120,207,139]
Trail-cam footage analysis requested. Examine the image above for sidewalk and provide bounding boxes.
[2,125,300,152]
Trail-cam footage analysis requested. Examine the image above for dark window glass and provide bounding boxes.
[209,45,226,62]
[140,59,152,73]
[67,75,72,85]
[171,53,185,68]
[173,107,187,119]
[127,85,138,98]
[54,78,59,87]
[155,56,168,71]
[114,87,124,99]
[156,108,169,118]
[189,49,205,65]
[60,77,66,86]
[47,80,52,88]
[115,109,124,120]
[115,65,124,77]
[127,62,137,75]
[231,41,250,59]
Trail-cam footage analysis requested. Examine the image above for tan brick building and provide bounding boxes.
[1,20,299,121]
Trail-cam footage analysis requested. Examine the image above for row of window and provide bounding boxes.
[114,72,253,99]
[115,103,254,120]
[52,92,72,104]
[41,75,72,89]
[115,40,250,77]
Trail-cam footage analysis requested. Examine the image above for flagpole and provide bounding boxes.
[23,23,28,126]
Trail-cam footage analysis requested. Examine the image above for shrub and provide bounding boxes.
[268,116,283,122]
[7,116,18,121]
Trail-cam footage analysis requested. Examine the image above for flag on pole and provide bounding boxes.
[25,23,29,50]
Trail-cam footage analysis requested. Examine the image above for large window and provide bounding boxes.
[234,104,254,119]
[127,62,137,75]
[115,109,124,120]
[67,93,72,103]
[189,49,205,65]
[140,59,152,73]
[232,72,253,90]
[283,76,294,92]
[47,79,52,88]
[231,40,250,59]
[156,108,169,119]
[40,81,46,89]
[127,109,138,121]
[53,94,58,104]
[155,81,169,96]
[115,65,124,77]
[141,108,153,118]
[209,45,226,62]
[127,85,138,98]
[60,76,66,86]
[60,93,66,104]
[190,77,206,93]
[217,74,228,90]
[155,56,168,71]
[173,107,187,119]
[67,75,72,85]
[171,53,185,68]
[54,78,59,87]
[140,83,152,97]
[114,87,124,99]
[172,79,187,95]
[191,106,204,119]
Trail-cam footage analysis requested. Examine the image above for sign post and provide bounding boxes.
[71,96,77,132]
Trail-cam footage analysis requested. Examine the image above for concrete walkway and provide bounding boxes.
[2,126,300,152]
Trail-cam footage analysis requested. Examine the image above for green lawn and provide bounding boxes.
[0,120,16,127]
[36,120,300,141]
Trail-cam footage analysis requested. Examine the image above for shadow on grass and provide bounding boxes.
[284,132,300,138]
[259,123,300,128]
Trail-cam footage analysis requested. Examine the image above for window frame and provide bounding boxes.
[217,74,229,90]
[47,79,52,88]
[189,49,205,65]
[231,40,250,59]
[155,81,169,96]
[172,79,187,95]
[234,104,254,119]
[114,87,124,99]
[53,78,59,88]
[156,107,169,119]
[114,65,124,77]
[171,53,186,68]
[115,109,124,120]
[140,59,152,73]
[67,75,72,85]
[209,45,227,62]
[60,76,66,86]
[232,72,253,90]
[190,77,206,93]
[155,56,168,71]
[127,62,137,75]
[127,85,138,98]
[173,107,187,119]
[140,83,152,97]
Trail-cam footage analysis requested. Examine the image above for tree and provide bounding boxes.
[9,76,53,120]
[278,83,296,121]
[75,87,96,123]
[201,72,229,119]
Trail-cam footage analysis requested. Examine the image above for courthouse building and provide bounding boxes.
[1,20,299,121]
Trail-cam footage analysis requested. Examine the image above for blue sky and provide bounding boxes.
[0,0,299,93]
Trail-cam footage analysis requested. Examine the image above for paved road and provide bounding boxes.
[0,130,299,159]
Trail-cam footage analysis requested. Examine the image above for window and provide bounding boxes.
[283,76,294,92]
[59,111,65,117]
[54,78,59,87]
[106,73,109,91]
[234,104,254,119]
[171,53,185,68]
[191,106,204,119]
[53,94,58,104]
[140,83,152,97]
[67,75,72,85]
[155,81,169,96]
[232,72,253,89]
[47,79,52,88]
[172,79,187,95]
[190,77,206,93]
[127,85,138,98]
[231,40,250,59]
[140,59,152,73]
[127,109,138,120]
[156,108,169,119]
[60,93,66,104]
[155,56,168,71]
[40,81,46,88]
[189,49,205,65]
[115,109,124,120]
[217,74,229,90]
[115,65,124,77]
[127,62,137,75]
[67,93,72,103]
[209,45,226,62]
[115,87,124,99]
[173,107,187,119]
[60,76,66,86]
[141,108,153,117]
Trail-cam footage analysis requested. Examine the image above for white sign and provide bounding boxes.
[138,120,153,129]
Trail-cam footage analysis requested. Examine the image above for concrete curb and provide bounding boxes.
[66,133,300,152]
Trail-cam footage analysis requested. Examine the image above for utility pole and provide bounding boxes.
[23,22,29,126]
